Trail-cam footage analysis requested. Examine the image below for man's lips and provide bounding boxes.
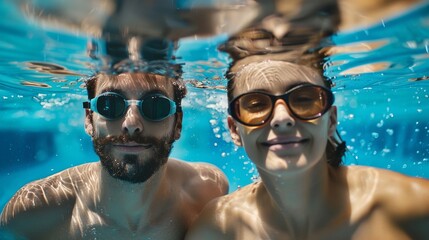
[112,142,153,153]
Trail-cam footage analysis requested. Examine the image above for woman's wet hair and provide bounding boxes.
[224,54,346,168]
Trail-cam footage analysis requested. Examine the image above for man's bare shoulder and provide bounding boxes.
[0,163,97,234]
[167,159,229,200]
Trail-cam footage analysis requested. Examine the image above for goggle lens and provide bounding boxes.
[96,94,126,119]
[235,93,272,125]
[141,95,174,121]
[288,86,329,119]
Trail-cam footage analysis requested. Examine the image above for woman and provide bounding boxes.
[186,60,429,239]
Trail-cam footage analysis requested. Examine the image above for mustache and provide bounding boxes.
[96,134,162,145]
[93,133,176,148]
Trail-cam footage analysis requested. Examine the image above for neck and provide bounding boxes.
[257,158,345,237]
[95,162,170,228]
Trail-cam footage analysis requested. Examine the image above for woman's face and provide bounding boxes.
[228,61,337,175]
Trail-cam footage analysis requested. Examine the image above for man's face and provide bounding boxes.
[85,73,182,183]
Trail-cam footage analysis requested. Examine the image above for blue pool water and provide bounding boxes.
[0,1,429,237]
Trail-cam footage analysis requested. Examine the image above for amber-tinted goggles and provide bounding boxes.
[228,84,334,126]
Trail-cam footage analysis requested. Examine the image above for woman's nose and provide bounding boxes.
[269,100,295,130]
[122,106,144,135]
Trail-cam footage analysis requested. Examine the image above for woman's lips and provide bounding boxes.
[262,138,308,152]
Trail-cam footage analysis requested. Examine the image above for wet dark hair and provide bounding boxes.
[85,72,187,112]
[225,57,346,168]
[320,78,347,168]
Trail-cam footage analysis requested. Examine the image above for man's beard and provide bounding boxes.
[92,133,174,184]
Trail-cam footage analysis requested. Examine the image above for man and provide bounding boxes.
[0,71,228,239]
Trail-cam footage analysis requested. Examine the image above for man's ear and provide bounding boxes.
[227,116,242,146]
[173,112,183,140]
[328,106,338,137]
[85,109,94,137]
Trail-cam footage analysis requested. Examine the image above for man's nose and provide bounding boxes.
[122,106,144,135]
[269,100,295,130]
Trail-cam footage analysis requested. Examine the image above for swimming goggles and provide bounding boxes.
[228,83,334,126]
[83,92,177,121]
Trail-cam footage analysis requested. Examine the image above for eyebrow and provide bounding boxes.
[98,88,170,99]
[284,82,311,91]
[248,88,270,93]
[99,87,126,96]
[144,89,169,98]
[246,81,312,94]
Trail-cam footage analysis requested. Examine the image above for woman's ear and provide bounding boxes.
[173,112,183,140]
[85,109,94,137]
[227,116,242,146]
[328,106,338,137]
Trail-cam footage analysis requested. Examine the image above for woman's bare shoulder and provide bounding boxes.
[186,181,264,240]
[344,165,429,218]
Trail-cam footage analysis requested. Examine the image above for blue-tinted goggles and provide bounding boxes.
[83,92,177,121]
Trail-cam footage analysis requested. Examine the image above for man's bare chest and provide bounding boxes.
[61,206,189,240]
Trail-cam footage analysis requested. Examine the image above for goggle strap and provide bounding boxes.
[82,102,90,109]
